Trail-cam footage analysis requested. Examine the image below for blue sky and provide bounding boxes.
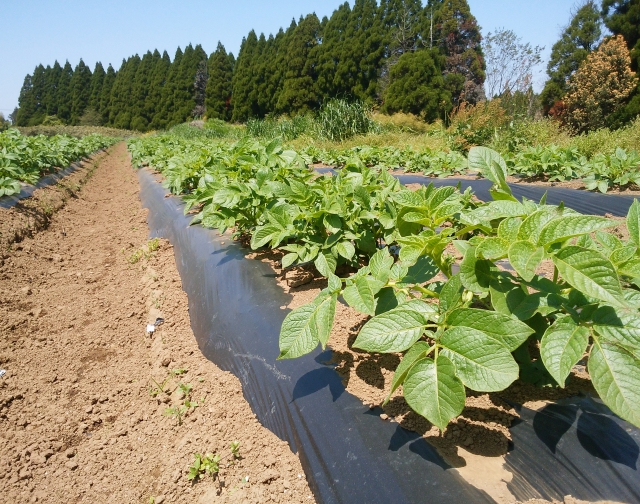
[0,0,581,116]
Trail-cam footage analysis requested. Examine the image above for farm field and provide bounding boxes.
[0,143,314,503]
[3,0,640,499]
[2,120,640,502]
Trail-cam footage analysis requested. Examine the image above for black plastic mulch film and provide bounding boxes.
[138,168,640,504]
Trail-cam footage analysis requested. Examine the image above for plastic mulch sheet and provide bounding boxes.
[138,168,640,504]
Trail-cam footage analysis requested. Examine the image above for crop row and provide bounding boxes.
[301,144,640,193]
[0,128,118,197]
[128,133,640,430]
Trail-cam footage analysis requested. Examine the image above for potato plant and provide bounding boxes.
[278,147,640,430]
[0,128,117,196]
[128,134,640,431]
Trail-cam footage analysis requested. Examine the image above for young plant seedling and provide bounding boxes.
[188,442,241,485]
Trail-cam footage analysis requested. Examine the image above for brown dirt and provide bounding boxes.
[0,150,110,257]
[0,143,314,503]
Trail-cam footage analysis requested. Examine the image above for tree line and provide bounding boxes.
[15,0,484,130]
[14,0,640,132]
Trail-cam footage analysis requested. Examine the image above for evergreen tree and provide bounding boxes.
[255,34,276,116]
[602,0,640,70]
[99,64,116,123]
[540,1,602,113]
[564,35,637,131]
[44,61,62,117]
[205,42,234,120]
[153,47,183,129]
[277,14,322,114]
[602,0,640,123]
[145,51,171,128]
[232,31,261,121]
[16,74,35,126]
[333,0,385,101]
[130,51,156,130]
[268,22,299,112]
[316,3,351,98]
[56,61,74,123]
[382,48,450,119]
[70,59,92,124]
[109,55,140,129]
[169,44,208,125]
[29,64,47,124]
[89,62,106,112]
[428,0,485,105]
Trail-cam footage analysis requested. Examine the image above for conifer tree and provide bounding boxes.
[99,64,116,123]
[153,47,183,129]
[255,34,276,116]
[56,61,74,123]
[277,14,322,114]
[333,0,385,101]
[129,51,156,130]
[382,48,450,119]
[89,62,106,111]
[44,61,62,117]
[109,56,140,129]
[427,0,485,105]
[145,51,171,128]
[168,44,208,125]
[540,1,602,113]
[232,31,261,121]
[70,59,92,124]
[205,42,234,120]
[316,3,351,98]
[29,64,48,124]
[269,22,298,112]
[16,74,35,126]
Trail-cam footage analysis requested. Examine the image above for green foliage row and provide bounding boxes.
[17,125,137,139]
[278,147,640,431]
[0,128,117,197]
[298,141,640,193]
[128,134,640,431]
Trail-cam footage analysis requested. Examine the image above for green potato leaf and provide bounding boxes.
[538,216,615,247]
[446,308,534,351]
[440,327,519,391]
[552,246,625,307]
[540,319,590,386]
[404,355,465,431]
[508,241,545,282]
[353,303,432,353]
[589,338,640,428]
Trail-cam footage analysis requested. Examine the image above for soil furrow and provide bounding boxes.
[0,143,314,503]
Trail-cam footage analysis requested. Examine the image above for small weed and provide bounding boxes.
[148,376,171,397]
[178,382,193,396]
[170,367,188,377]
[188,442,241,484]
[128,238,160,264]
[163,405,188,425]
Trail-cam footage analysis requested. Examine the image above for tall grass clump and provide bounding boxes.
[246,115,314,141]
[315,99,379,141]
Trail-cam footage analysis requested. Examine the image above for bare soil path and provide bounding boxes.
[0,143,313,504]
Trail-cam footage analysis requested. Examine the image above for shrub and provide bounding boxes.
[564,35,637,133]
